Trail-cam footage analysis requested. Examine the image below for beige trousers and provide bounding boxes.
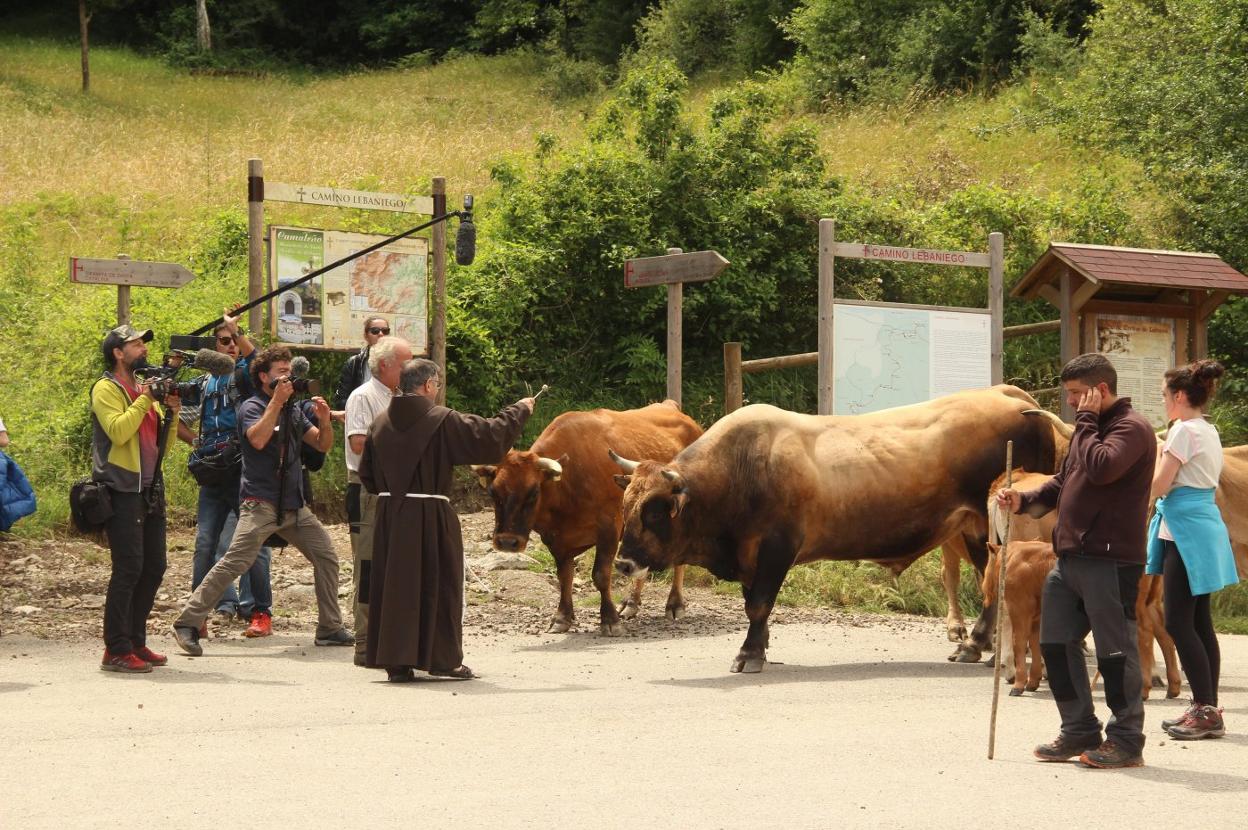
[176,500,343,637]
[348,471,377,655]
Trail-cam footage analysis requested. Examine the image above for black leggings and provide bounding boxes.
[1162,541,1221,706]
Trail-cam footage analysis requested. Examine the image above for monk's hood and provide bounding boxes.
[389,393,435,431]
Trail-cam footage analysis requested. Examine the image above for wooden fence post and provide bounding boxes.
[247,158,264,337]
[817,219,835,415]
[724,342,743,415]
[431,177,447,405]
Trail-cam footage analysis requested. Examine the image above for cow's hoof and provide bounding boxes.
[948,644,982,663]
[1166,688,1181,700]
[1009,688,1023,697]
[599,622,624,637]
[1151,675,1165,689]
[547,619,572,634]
[730,656,765,673]
[1026,684,1040,692]
[947,625,967,643]
[665,603,686,621]
[618,601,639,620]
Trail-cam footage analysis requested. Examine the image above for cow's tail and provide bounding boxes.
[1023,408,1068,474]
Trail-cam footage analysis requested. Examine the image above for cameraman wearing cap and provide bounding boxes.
[91,324,180,674]
[175,308,275,638]
[173,345,352,655]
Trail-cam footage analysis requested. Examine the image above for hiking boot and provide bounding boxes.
[314,628,354,647]
[1079,739,1144,769]
[1161,701,1199,731]
[244,610,273,638]
[1166,705,1225,740]
[132,645,168,667]
[172,624,203,657]
[1033,734,1102,762]
[100,650,152,674]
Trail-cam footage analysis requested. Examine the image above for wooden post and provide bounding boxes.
[78,0,90,94]
[817,219,835,415]
[1059,267,1077,422]
[667,247,682,405]
[431,177,447,405]
[724,342,743,415]
[116,254,130,326]
[988,232,1004,385]
[246,159,264,337]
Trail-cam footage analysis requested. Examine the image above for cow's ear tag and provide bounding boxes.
[613,474,631,490]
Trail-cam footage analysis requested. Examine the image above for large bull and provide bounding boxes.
[472,401,702,635]
[612,385,1058,673]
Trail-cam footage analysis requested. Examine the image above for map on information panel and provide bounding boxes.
[269,226,428,353]
[833,303,991,416]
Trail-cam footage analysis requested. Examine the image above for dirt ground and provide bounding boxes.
[3,511,1247,828]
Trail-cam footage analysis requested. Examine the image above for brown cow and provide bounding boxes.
[612,386,1058,672]
[472,401,702,635]
[982,540,1055,696]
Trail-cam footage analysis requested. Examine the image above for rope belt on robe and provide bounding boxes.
[377,492,450,502]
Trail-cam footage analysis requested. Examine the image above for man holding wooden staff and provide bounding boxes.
[996,354,1156,769]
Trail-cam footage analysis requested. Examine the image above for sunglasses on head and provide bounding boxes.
[369,327,390,335]
[217,336,235,345]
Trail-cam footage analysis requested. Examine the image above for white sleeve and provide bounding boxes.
[0,417,6,432]
[1162,420,1196,464]
[345,394,370,439]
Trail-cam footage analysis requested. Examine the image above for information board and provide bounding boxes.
[269,225,428,353]
[833,302,992,416]
[1096,314,1175,429]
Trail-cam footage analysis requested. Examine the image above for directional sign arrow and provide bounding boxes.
[624,250,730,288]
[69,257,196,288]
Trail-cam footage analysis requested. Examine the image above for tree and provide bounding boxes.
[196,0,212,52]
[78,0,91,92]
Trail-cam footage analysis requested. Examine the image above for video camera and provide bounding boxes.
[267,376,321,396]
[134,335,238,403]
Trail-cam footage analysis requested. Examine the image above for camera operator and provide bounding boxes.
[172,345,352,655]
[175,309,275,638]
[91,324,180,674]
[331,316,390,424]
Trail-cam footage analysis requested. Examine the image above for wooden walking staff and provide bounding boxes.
[988,440,1014,760]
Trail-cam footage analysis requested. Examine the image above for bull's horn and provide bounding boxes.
[661,469,684,487]
[536,456,563,481]
[608,448,639,473]
[1023,408,1073,440]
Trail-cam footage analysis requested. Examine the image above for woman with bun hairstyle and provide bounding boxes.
[1147,359,1239,740]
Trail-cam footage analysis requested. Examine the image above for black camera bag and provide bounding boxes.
[70,477,113,532]
[187,434,242,486]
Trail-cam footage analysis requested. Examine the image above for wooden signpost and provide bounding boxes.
[69,255,196,325]
[625,248,730,405]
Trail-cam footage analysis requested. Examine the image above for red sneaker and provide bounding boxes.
[100,650,152,674]
[133,645,168,666]
[244,610,273,638]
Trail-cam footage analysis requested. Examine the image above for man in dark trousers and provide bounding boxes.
[359,359,533,682]
[997,353,1157,768]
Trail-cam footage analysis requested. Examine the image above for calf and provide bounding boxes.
[982,540,1055,696]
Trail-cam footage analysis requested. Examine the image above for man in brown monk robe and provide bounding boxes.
[359,358,534,682]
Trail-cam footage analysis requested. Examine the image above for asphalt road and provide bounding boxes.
[3,617,1246,828]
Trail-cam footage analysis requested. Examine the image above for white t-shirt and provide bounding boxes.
[1159,416,1223,540]
[344,377,394,472]
[0,416,6,433]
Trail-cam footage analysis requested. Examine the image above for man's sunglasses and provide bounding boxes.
[217,336,235,345]
[368,327,390,335]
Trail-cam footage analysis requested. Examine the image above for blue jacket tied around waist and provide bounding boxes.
[0,449,36,532]
[1146,486,1239,596]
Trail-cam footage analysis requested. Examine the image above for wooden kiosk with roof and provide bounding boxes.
[1012,243,1248,424]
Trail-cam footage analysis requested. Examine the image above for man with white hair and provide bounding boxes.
[344,335,413,666]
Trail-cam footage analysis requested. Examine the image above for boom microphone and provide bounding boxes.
[290,356,311,378]
[191,348,238,377]
[455,194,475,266]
